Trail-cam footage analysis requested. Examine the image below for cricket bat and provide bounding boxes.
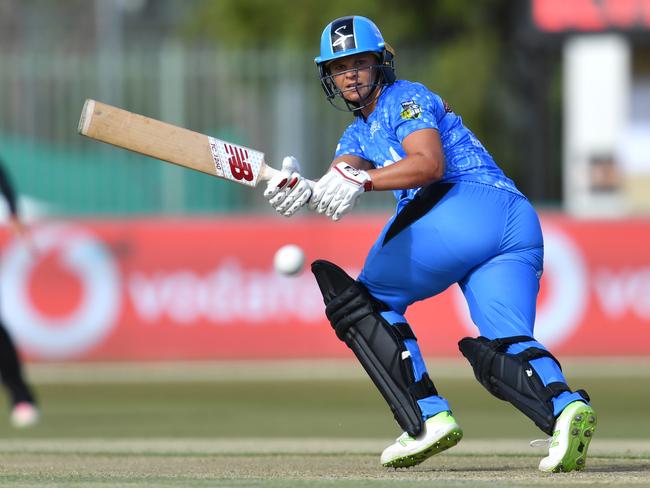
[78,99,279,186]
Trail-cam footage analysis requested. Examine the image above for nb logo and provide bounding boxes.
[332,26,354,49]
[225,144,254,181]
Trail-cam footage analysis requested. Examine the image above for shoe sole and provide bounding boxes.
[382,427,463,468]
[552,405,597,473]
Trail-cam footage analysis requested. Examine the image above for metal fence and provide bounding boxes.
[1,44,396,216]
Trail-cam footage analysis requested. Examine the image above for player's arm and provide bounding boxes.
[366,128,444,191]
[310,130,444,221]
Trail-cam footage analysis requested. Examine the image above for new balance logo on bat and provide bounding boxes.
[225,144,254,181]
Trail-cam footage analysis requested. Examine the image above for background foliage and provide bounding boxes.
[179,0,559,201]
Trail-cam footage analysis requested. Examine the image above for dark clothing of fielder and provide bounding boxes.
[0,162,36,406]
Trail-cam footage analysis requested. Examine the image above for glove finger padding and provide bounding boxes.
[284,184,313,216]
[310,172,334,211]
[317,180,340,214]
[264,155,302,199]
[271,173,300,207]
[264,172,291,199]
[280,155,301,173]
[325,187,341,218]
[312,163,371,221]
[276,178,312,215]
[332,196,357,221]
[264,156,310,217]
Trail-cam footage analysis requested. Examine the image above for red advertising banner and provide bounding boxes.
[531,0,650,33]
[1,215,649,361]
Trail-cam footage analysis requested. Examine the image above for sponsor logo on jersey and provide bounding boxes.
[443,99,453,113]
[400,100,422,120]
[330,17,355,53]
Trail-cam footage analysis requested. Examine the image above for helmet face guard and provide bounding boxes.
[318,61,393,112]
[315,16,396,113]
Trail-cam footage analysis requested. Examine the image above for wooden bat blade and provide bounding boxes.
[78,99,278,186]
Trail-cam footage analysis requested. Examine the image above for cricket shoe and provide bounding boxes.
[533,401,597,473]
[10,402,39,428]
[380,411,463,468]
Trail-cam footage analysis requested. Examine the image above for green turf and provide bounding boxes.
[0,375,646,440]
[0,366,647,486]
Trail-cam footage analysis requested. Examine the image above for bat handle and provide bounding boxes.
[259,164,280,182]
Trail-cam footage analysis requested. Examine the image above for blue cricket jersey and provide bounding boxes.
[334,80,523,208]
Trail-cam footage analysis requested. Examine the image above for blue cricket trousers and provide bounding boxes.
[358,181,584,420]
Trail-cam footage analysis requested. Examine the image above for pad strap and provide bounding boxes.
[410,372,438,400]
[392,323,417,341]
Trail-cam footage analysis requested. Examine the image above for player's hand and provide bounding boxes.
[263,156,312,217]
[309,162,372,221]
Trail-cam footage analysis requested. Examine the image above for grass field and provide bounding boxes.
[0,359,648,487]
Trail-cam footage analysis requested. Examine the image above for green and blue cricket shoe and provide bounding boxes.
[537,401,597,473]
[380,411,463,468]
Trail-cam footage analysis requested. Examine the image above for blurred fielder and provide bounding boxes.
[264,16,596,473]
[0,159,39,428]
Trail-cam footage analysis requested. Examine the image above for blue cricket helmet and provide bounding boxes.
[315,16,388,64]
[315,16,396,112]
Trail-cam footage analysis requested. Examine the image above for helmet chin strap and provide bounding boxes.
[335,67,384,114]
[349,84,382,114]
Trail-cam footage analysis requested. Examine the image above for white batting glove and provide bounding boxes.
[263,156,312,217]
[309,162,373,221]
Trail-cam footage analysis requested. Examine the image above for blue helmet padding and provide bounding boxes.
[315,16,387,65]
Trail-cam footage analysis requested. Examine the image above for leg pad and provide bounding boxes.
[312,259,437,436]
[458,335,589,435]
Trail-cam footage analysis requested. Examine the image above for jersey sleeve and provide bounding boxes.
[387,83,443,144]
[334,122,365,159]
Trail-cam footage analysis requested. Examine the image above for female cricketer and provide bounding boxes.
[264,15,596,473]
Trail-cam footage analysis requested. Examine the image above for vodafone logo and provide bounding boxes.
[454,226,588,348]
[0,223,121,359]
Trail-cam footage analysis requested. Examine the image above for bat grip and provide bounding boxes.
[259,165,280,181]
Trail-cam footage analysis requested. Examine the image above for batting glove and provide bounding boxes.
[264,156,312,217]
[310,162,373,221]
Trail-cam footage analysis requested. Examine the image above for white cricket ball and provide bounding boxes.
[273,244,305,276]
